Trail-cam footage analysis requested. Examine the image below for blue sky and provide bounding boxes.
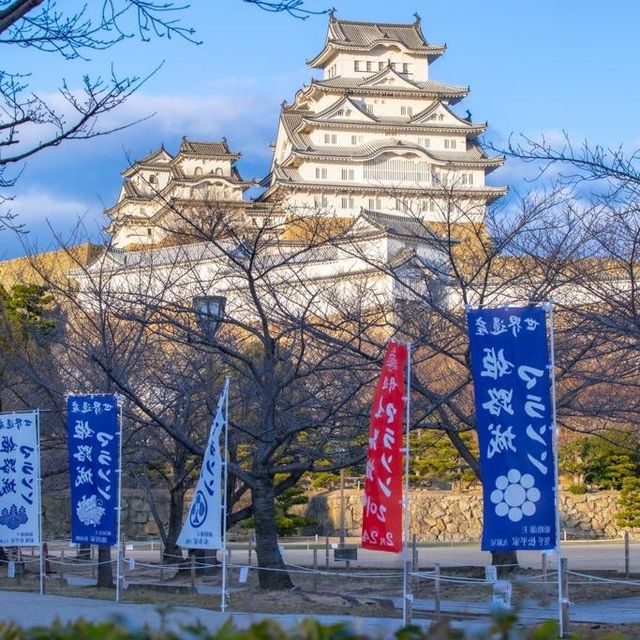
[2,0,639,258]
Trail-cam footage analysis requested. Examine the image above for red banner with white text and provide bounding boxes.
[361,340,407,553]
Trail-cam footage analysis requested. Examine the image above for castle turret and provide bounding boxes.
[260,15,506,222]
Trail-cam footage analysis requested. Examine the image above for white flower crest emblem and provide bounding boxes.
[490,469,540,522]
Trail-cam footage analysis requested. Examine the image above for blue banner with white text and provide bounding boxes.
[0,411,41,547]
[467,307,557,551]
[67,395,119,546]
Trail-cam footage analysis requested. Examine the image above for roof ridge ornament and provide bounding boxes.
[328,7,336,21]
[413,12,421,24]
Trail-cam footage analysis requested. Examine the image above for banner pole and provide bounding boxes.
[546,302,563,637]
[115,398,124,603]
[36,409,44,596]
[402,342,412,627]
[221,377,230,613]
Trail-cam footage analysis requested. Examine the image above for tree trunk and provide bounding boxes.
[252,476,292,590]
[491,550,518,576]
[76,543,91,560]
[163,486,185,565]
[97,545,113,588]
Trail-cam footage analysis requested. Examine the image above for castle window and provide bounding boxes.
[354,61,361,72]
[147,228,152,236]
[341,196,355,209]
[366,61,373,72]
[394,198,409,212]
[461,173,474,186]
[215,167,223,176]
[418,137,430,148]
[422,199,437,213]
[401,106,413,116]
[351,135,363,145]
[315,167,328,179]
[402,63,410,75]
[444,139,457,150]
[194,166,203,176]
[148,174,157,185]
[368,197,382,210]
[364,158,431,183]
[378,61,385,71]
[341,168,355,181]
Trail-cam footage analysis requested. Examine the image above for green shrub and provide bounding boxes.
[567,484,587,495]
[617,476,640,528]
[0,615,616,639]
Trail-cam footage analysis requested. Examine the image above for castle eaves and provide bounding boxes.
[307,16,445,67]
[309,76,468,102]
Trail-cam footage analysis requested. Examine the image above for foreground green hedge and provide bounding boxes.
[0,617,612,640]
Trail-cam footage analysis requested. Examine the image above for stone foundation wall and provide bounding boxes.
[42,487,622,541]
[309,488,621,541]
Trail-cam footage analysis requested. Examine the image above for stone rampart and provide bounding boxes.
[309,488,621,541]
[42,487,622,541]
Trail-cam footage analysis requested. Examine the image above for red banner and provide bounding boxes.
[361,340,408,553]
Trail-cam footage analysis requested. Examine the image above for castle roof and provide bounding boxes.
[357,209,448,245]
[262,165,507,202]
[308,15,445,67]
[282,138,503,171]
[301,71,468,104]
[122,146,173,177]
[177,138,241,160]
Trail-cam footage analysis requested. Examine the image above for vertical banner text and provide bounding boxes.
[0,411,40,546]
[361,341,407,553]
[178,380,228,550]
[467,307,557,551]
[67,395,119,545]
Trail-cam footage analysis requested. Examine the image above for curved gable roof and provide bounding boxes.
[308,15,445,67]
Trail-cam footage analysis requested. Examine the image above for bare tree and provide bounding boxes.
[242,1,327,19]
[0,1,200,231]
[15,200,388,589]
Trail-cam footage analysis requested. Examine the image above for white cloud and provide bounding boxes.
[0,189,107,256]
[8,80,284,168]
[5,190,93,224]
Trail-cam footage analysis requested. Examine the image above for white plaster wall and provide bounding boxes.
[175,157,231,176]
[329,47,429,81]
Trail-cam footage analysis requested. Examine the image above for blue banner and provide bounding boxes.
[467,307,557,551]
[0,411,40,546]
[67,395,119,546]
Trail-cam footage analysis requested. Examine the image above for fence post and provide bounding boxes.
[325,535,330,570]
[405,555,413,626]
[313,548,318,591]
[434,563,441,617]
[411,535,419,595]
[248,535,253,565]
[541,551,549,606]
[121,550,126,593]
[625,531,630,578]
[59,549,65,585]
[190,554,196,594]
[560,557,570,638]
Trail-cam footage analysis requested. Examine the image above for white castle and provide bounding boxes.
[106,13,505,251]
